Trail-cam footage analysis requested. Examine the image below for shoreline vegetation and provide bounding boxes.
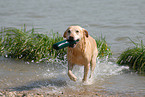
[0,25,112,63]
[0,25,144,73]
[117,37,145,74]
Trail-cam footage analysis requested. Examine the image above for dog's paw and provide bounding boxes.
[68,72,77,81]
[82,78,94,85]
[69,74,77,81]
[70,76,77,81]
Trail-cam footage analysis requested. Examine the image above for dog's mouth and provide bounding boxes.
[69,43,77,48]
[67,39,79,48]
[69,44,76,48]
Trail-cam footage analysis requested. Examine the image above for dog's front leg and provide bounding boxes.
[68,62,77,81]
[83,63,90,82]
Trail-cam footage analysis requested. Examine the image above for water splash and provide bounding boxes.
[41,57,129,93]
[0,56,131,95]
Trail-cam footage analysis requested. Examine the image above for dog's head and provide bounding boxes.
[63,26,88,41]
[63,26,88,48]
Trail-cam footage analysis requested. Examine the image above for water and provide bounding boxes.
[0,57,145,96]
[0,0,145,54]
[0,0,145,96]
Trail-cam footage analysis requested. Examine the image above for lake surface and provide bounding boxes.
[0,0,145,54]
[0,0,145,96]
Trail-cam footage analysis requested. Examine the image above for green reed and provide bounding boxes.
[96,35,112,58]
[0,26,66,62]
[0,25,112,62]
[117,38,145,73]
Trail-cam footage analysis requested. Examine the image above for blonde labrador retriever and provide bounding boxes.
[63,26,98,82]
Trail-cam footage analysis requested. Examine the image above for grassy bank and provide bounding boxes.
[117,38,145,73]
[0,25,111,62]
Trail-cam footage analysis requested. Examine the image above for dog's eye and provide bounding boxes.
[76,30,79,33]
[68,30,71,33]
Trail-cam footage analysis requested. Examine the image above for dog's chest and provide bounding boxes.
[67,49,89,65]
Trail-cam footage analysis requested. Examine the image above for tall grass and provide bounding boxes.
[0,25,112,62]
[96,35,112,58]
[117,38,145,73]
[0,26,66,62]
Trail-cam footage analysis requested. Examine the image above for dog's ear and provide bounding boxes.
[83,28,88,37]
[63,30,67,38]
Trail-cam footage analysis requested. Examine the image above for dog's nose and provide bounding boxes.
[69,36,74,40]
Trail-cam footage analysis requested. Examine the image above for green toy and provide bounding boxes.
[53,39,79,50]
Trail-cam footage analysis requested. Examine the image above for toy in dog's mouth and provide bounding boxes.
[69,42,77,48]
[53,39,79,50]
[67,39,79,48]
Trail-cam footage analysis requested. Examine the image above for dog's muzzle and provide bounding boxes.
[68,36,79,48]
[68,36,74,41]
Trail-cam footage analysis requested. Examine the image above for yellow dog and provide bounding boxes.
[63,26,98,82]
